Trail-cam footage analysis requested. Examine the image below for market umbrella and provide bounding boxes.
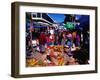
[64,22,75,30]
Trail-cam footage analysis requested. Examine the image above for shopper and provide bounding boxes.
[39,32,46,53]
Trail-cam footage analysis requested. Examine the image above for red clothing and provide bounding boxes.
[46,36,51,43]
[39,33,46,45]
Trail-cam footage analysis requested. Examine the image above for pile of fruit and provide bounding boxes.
[26,58,47,67]
[26,46,67,67]
[26,58,38,67]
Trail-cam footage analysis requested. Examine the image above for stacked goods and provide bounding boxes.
[26,45,79,67]
[58,57,64,66]
[26,58,38,67]
[37,60,44,66]
[53,46,63,52]
[48,46,65,66]
[57,53,64,66]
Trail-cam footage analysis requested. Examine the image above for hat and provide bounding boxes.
[64,45,69,48]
